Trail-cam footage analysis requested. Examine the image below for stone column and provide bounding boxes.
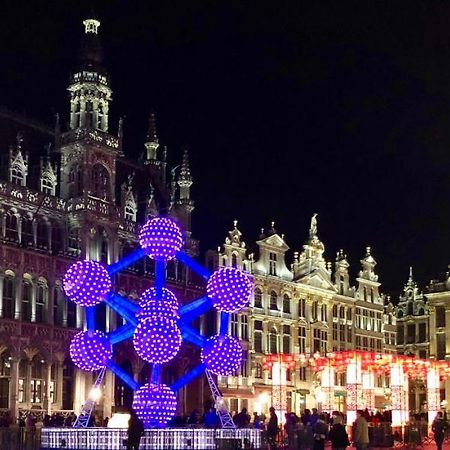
[102,370,114,419]
[0,273,4,317]
[14,276,22,321]
[9,358,19,420]
[30,280,36,322]
[429,306,436,357]
[17,216,22,244]
[43,362,52,415]
[47,225,52,253]
[47,283,54,326]
[56,360,64,411]
[446,308,450,357]
[26,358,32,404]
[1,215,6,238]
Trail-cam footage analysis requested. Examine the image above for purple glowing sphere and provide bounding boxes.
[137,287,179,320]
[201,334,243,376]
[132,383,177,428]
[133,315,182,364]
[138,217,183,260]
[69,330,112,371]
[63,260,111,307]
[207,267,253,313]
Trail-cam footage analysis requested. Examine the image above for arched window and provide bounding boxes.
[407,302,413,316]
[5,213,18,242]
[100,235,109,264]
[36,282,47,323]
[41,174,56,196]
[255,363,263,379]
[68,228,81,254]
[68,166,82,197]
[332,304,338,317]
[51,224,63,254]
[22,280,32,322]
[3,275,15,319]
[92,164,110,200]
[36,220,48,249]
[22,216,33,247]
[418,308,425,316]
[53,284,64,326]
[30,356,45,403]
[124,199,137,222]
[339,306,345,319]
[363,287,367,301]
[231,254,238,269]
[270,291,278,310]
[283,294,291,314]
[254,288,263,308]
[0,352,11,408]
[10,166,25,186]
[67,300,77,328]
[397,310,404,319]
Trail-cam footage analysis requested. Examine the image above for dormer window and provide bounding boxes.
[269,252,277,276]
[11,167,25,185]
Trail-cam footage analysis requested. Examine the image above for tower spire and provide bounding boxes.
[144,111,160,163]
[68,15,112,132]
[177,147,193,200]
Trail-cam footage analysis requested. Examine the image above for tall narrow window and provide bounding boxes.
[30,357,44,403]
[22,281,32,322]
[270,291,278,310]
[254,288,263,308]
[3,276,15,319]
[269,328,277,353]
[269,252,277,276]
[36,284,47,323]
[230,313,239,337]
[298,327,306,353]
[299,298,306,317]
[241,315,248,340]
[283,325,290,353]
[231,254,238,269]
[92,164,110,200]
[53,285,64,326]
[283,294,291,314]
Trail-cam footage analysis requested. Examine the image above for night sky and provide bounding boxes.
[0,1,449,298]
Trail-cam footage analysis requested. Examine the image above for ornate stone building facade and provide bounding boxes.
[0,16,206,420]
[207,216,396,415]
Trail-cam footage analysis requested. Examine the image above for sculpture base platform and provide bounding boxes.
[41,427,263,450]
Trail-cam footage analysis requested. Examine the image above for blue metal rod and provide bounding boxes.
[155,259,165,298]
[107,248,146,275]
[107,360,140,391]
[151,364,161,385]
[86,307,96,331]
[220,312,230,335]
[106,292,140,313]
[179,296,213,323]
[175,251,211,280]
[179,322,206,348]
[171,363,207,392]
[108,323,136,344]
[105,293,138,327]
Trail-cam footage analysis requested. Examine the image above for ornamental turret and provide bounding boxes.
[68,16,112,131]
[144,111,160,164]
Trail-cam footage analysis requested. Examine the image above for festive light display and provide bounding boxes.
[134,316,182,364]
[201,334,243,376]
[427,366,440,424]
[132,383,177,428]
[320,365,335,413]
[138,287,179,319]
[207,267,253,313]
[63,260,111,307]
[138,217,183,260]
[63,215,250,429]
[69,330,112,371]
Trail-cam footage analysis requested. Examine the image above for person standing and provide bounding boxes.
[432,412,447,450]
[353,410,369,450]
[329,413,350,450]
[127,410,144,450]
[267,407,279,450]
[312,414,329,450]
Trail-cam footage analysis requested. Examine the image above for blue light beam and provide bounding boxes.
[86,307,96,331]
[220,312,230,335]
[108,323,136,344]
[107,248,146,275]
[175,251,211,280]
[171,363,207,392]
[179,296,212,323]
[107,360,140,391]
[104,293,138,327]
[155,259,165,298]
[151,364,162,384]
[179,322,206,348]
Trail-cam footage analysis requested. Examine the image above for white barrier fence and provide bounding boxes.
[41,427,263,449]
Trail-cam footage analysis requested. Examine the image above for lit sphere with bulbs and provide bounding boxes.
[70,330,112,371]
[138,217,183,260]
[137,287,179,320]
[207,267,253,313]
[133,315,182,364]
[132,383,177,428]
[201,334,243,376]
[63,260,111,307]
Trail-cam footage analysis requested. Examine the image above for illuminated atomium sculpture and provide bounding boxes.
[63,216,253,428]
